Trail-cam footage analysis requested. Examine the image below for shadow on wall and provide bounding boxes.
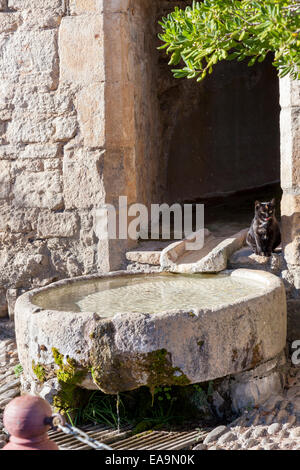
[163,56,280,203]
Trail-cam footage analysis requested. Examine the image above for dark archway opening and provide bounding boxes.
[159,56,281,236]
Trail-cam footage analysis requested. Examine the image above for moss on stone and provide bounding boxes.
[51,348,87,415]
[32,360,47,383]
[88,321,190,395]
[144,349,190,396]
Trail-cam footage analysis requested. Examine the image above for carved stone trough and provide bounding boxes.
[15,268,287,410]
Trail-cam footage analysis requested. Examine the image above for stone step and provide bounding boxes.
[126,241,174,266]
[160,228,248,273]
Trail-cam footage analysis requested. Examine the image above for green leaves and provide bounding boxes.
[158,0,300,82]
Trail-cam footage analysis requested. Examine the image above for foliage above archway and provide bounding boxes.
[158,0,300,81]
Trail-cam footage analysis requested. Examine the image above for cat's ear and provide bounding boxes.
[255,200,260,210]
[271,198,276,206]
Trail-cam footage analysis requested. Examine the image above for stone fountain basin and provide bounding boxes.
[15,269,287,395]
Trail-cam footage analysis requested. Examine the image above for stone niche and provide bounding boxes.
[0,0,299,330]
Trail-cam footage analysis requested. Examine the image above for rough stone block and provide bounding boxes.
[13,171,63,209]
[59,16,105,86]
[69,0,130,15]
[0,12,21,33]
[12,87,72,116]
[280,107,300,190]
[281,193,300,265]
[229,354,285,413]
[53,115,77,142]
[0,160,10,199]
[11,159,44,176]
[44,159,61,171]
[77,84,105,147]
[63,148,105,210]
[0,204,38,232]
[105,82,135,147]
[280,76,300,109]
[104,11,133,84]
[22,12,62,31]
[19,144,61,160]
[69,0,101,14]
[0,30,58,89]
[8,0,63,10]
[6,116,54,144]
[37,212,78,239]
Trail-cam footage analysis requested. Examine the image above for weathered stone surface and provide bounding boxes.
[0,12,21,33]
[53,115,77,142]
[161,228,248,273]
[229,247,284,275]
[0,160,10,199]
[280,76,300,109]
[37,212,78,239]
[281,193,300,266]
[280,107,300,190]
[0,1,7,11]
[193,443,207,450]
[69,0,130,14]
[217,431,237,445]
[76,84,105,147]
[15,269,287,395]
[13,171,63,209]
[8,0,63,10]
[203,426,227,445]
[0,30,59,88]
[7,115,53,144]
[19,144,61,160]
[0,204,38,232]
[230,354,285,414]
[126,241,173,266]
[63,148,105,210]
[267,423,281,435]
[69,0,102,14]
[59,16,104,85]
[126,250,161,266]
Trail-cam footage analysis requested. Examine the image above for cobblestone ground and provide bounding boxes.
[194,363,300,450]
[0,318,299,450]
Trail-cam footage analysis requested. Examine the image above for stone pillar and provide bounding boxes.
[280,76,300,341]
[59,0,138,270]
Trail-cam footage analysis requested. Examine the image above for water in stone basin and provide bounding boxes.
[33,273,266,318]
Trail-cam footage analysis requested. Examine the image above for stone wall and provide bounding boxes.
[280,76,300,341]
[0,0,139,316]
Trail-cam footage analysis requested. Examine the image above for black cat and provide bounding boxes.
[246,198,281,257]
